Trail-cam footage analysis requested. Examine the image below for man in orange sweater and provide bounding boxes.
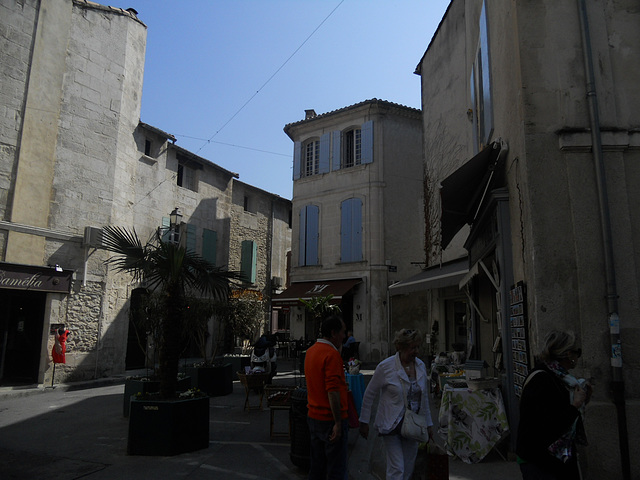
[305,315,349,479]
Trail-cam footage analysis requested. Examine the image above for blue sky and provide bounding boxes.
[118,1,450,199]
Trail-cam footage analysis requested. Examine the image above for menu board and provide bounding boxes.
[510,282,530,397]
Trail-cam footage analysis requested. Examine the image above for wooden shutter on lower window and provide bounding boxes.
[241,240,257,284]
[186,224,197,253]
[202,229,217,265]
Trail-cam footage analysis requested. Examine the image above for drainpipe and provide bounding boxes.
[577,1,630,478]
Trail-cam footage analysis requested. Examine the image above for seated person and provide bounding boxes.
[342,330,356,361]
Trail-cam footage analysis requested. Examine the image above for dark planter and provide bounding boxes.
[215,355,250,380]
[187,363,233,397]
[123,377,191,417]
[127,395,209,456]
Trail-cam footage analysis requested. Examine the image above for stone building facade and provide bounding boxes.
[0,0,291,386]
[277,100,424,362]
[412,0,639,477]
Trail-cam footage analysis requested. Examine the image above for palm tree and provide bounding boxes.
[300,294,341,339]
[101,225,239,398]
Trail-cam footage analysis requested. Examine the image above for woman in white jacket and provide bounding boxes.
[359,328,434,480]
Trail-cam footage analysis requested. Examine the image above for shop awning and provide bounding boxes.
[272,278,361,306]
[388,257,469,296]
[440,140,505,249]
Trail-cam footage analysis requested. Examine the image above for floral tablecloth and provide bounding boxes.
[438,386,509,464]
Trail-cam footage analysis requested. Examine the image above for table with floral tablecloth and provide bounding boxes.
[437,385,509,464]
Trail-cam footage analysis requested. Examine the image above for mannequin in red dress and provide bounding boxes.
[52,328,70,364]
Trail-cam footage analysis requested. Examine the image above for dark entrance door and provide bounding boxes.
[0,290,46,385]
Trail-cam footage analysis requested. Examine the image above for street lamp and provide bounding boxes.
[169,207,182,244]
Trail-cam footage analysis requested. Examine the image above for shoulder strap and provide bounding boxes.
[522,369,544,391]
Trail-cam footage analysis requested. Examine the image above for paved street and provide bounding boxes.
[0,359,520,479]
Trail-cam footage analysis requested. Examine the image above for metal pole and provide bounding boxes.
[577,1,630,477]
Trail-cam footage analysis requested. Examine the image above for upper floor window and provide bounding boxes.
[342,128,361,168]
[304,139,320,177]
[340,198,363,262]
[299,204,319,266]
[470,1,493,152]
[177,155,198,191]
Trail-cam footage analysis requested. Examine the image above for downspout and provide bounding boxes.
[577,2,630,478]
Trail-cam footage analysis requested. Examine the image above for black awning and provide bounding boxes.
[388,257,469,296]
[272,278,361,306]
[440,141,504,249]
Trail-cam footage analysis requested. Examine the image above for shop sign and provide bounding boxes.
[0,262,72,293]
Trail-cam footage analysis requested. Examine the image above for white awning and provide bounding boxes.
[388,258,469,296]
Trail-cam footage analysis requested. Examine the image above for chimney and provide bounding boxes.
[305,109,317,120]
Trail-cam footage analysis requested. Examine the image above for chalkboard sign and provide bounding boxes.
[510,282,530,397]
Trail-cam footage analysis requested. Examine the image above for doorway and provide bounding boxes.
[0,289,46,385]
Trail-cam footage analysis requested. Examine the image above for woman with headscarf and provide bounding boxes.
[358,328,434,480]
[516,330,592,480]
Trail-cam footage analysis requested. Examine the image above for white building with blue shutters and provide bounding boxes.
[276,100,424,362]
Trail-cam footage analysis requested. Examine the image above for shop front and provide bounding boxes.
[272,278,361,344]
[0,262,72,385]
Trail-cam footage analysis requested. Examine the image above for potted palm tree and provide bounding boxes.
[183,298,235,397]
[101,225,239,455]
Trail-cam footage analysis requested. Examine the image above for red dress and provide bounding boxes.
[52,330,69,364]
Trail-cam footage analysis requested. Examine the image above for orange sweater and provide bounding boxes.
[304,340,348,421]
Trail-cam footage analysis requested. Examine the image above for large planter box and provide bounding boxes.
[215,355,251,380]
[123,377,191,417]
[127,395,209,456]
[187,363,233,397]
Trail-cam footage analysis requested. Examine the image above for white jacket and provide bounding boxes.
[359,353,433,434]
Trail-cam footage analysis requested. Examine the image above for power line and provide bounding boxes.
[176,134,290,157]
[195,0,345,155]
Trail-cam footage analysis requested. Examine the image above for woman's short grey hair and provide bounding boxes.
[539,330,579,362]
[393,328,422,351]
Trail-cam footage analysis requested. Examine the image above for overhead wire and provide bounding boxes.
[195,0,345,155]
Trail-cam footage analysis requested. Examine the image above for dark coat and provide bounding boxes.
[516,364,582,479]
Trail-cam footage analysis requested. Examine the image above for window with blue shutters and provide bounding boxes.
[304,139,320,177]
[202,229,217,265]
[299,205,319,266]
[161,217,171,243]
[241,240,257,284]
[185,224,197,254]
[470,1,493,152]
[341,198,363,262]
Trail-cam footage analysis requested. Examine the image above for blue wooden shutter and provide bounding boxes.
[202,229,217,265]
[361,120,374,164]
[307,205,319,266]
[241,240,257,284]
[341,199,353,262]
[293,141,301,180]
[319,133,330,173]
[186,224,197,253]
[480,1,493,146]
[299,206,307,265]
[341,198,363,262]
[352,198,362,261]
[161,217,171,242]
[332,130,341,170]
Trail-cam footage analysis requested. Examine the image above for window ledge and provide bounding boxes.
[139,154,157,165]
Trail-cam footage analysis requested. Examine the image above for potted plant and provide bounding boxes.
[300,294,341,340]
[101,225,239,455]
[183,297,235,396]
[122,290,191,416]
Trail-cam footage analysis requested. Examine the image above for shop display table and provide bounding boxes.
[438,385,509,464]
[345,373,365,415]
